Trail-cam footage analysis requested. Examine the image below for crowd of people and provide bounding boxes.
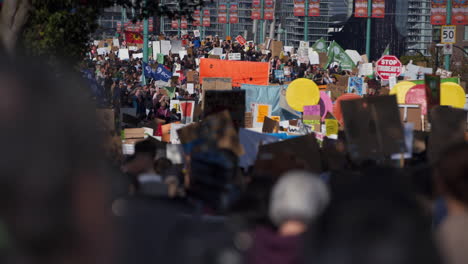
[1,32,467,264]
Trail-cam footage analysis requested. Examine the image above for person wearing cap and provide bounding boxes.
[245,171,329,264]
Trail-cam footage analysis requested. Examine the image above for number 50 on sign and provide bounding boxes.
[441,25,456,44]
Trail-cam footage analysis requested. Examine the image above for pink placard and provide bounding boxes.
[303,105,321,116]
[319,91,333,121]
[405,84,427,115]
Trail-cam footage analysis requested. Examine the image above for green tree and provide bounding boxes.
[0,0,204,64]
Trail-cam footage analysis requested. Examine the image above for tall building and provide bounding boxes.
[403,0,433,56]
[98,0,352,46]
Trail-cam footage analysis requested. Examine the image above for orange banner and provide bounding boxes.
[199,59,269,87]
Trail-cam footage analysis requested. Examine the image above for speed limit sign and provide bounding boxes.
[441,25,456,44]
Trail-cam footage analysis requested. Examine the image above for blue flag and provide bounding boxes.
[143,62,154,79]
[154,64,172,82]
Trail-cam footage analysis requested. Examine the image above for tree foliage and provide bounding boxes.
[1,0,206,64]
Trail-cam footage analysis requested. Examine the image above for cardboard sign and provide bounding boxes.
[262,116,279,133]
[203,90,246,129]
[253,103,272,128]
[186,70,198,83]
[254,134,322,178]
[303,105,321,116]
[325,119,339,136]
[318,52,328,68]
[399,104,423,131]
[212,47,223,56]
[271,40,283,58]
[187,83,195,94]
[236,35,247,46]
[178,110,244,156]
[424,74,441,111]
[341,95,406,161]
[327,83,347,101]
[358,63,373,77]
[160,40,171,55]
[303,115,321,132]
[202,77,232,91]
[228,53,241,60]
[245,112,253,128]
[428,106,467,163]
[118,49,130,60]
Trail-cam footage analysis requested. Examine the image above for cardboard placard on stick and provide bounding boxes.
[253,134,322,178]
[341,95,406,161]
[427,106,467,163]
[399,104,423,131]
[262,116,279,133]
[203,90,246,129]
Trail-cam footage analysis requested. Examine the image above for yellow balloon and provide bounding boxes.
[389,81,416,104]
[286,78,320,112]
[441,82,466,108]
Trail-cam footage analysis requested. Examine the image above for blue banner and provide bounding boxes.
[155,64,172,82]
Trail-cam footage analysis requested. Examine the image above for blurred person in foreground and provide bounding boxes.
[246,171,329,264]
[303,166,442,264]
[435,143,468,264]
[0,55,114,264]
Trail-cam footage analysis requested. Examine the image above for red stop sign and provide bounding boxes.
[375,55,402,80]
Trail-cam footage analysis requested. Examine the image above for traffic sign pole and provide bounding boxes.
[365,0,372,60]
[445,1,452,71]
[304,0,309,41]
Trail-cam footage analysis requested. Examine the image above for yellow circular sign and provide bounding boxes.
[286,78,320,112]
[389,81,415,104]
[441,82,466,108]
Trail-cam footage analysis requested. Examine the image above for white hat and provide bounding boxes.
[269,171,329,226]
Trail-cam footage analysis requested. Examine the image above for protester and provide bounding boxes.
[435,143,468,264]
[246,171,329,264]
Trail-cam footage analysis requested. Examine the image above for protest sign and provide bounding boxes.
[187,83,195,94]
[180,100,195,124]
[348,77,365,96]
[318,52,328,68]
[358,63,373,77]
[170,100,181,114]
[286,78,320,112]
[204,90,246,129]
[228,53,241,60]
[303,115,321,132]
[399,104,423,131]
[303,105,321,116]
[245,112,253,128]
[178,110,244,156]
[253,103,272,128]
[341,96,405,161]
[254,134,322,178]
[428,106,467,162]
[345,49,362,65]
[262,116,279,133]
[325,119,339,136]
[424,74,441,111]
[166,144,184,164]
[170,123,190,144]
[118,49,130,60]
[97,47,110,55]
[212,47,224,56]
[202,77,232,91]
[271,40,283,58]
[284,46,294,54]
[200,59,269,86]
[179,50,188,59]
[391,123,414,160]
[133,53,143,59]
[405,84,428,115]
[160,40,171,55]
[170,40,183,53]
[308,49,320,65]
[441,82,466,109]
[112,38,120,47]
[300,41,309,49]
[186,70,198,83]
[236,35,247,46]
[275,70,284,80]
[193,29,201,37]
[389,76,397,89]
[327,83,347,101]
